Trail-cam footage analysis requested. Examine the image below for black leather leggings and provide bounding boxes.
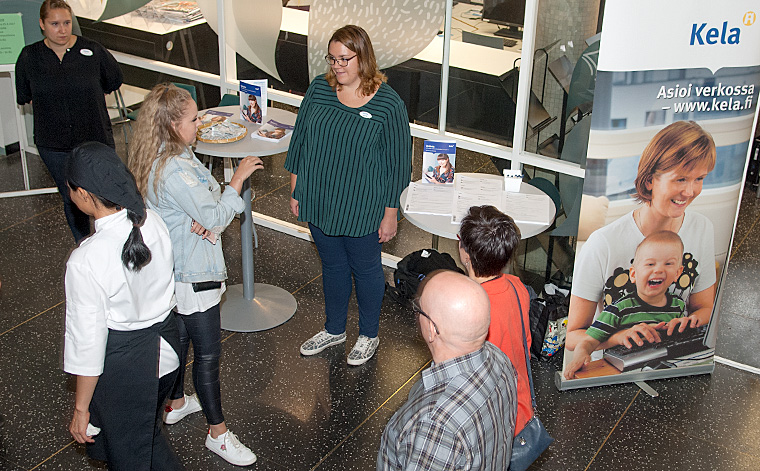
[169,305,225,425]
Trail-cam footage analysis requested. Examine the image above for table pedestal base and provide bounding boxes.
[220,283,298,332]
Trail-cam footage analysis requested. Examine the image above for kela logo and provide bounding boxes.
[690,11,754,45]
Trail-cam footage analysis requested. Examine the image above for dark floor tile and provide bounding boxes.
[0,151,56,195]
[0,457,25,471]
[221,222,322,290]
[314,403,397,471]
[717,258,760,323]
[18,442,106,470]
[527,359,642,471]
[169,278,432,470]
[0,306,79,469]
[589,421,758,471]
[0,192,59,231]
[0,208,73,333]
[598,364,760,464]
[165,422,283,470]
[731,185,760,242]
[715,313,760,368]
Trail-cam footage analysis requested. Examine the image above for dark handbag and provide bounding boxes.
[507,279,554,471]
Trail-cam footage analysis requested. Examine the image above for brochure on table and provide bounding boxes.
[240,79,267,124]
[422,140,456,184]
[253,119,294,142]
[403,174,553,226]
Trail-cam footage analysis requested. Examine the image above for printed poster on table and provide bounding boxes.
[240,79,267,124]
[559,0,760,389]
[421,140,456,184]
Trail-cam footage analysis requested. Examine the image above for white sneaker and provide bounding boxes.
[347,335,379,366]
[205,430,257,466]
[163,394,203,425]
[300,330,346,356]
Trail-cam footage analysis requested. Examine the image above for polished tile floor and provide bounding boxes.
[2,143,760,470]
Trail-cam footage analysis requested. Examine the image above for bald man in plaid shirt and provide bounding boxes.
[377,271,518,470]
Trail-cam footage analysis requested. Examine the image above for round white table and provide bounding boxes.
[194,106,298,332]
[399,174,556,249]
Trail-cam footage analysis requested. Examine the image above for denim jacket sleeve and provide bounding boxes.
[162,158,244,232]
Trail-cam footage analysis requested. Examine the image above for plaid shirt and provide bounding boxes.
[377,342,518,470]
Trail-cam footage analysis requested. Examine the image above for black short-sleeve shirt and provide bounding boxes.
[15,36,123,151]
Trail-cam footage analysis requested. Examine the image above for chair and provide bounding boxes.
[218,93,239,107]
[109,88,132,155]
[126,82,197,121]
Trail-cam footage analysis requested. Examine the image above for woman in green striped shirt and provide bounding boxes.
[285,25,412,366]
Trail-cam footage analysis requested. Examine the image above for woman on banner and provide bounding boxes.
[566,120,717,354]
[63,142,184,470]
[285,25,412,366]
[15,0,123,243]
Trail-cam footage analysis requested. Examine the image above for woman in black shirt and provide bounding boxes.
[15,0,123,243]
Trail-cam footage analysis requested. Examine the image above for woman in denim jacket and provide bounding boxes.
[129,83,262,467]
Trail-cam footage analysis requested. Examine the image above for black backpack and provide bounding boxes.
[386,249,464,309]
[528,291,570,360]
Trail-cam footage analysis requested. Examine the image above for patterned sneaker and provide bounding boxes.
[163,394,203,425]
[300,330,346,356]
[205,430,257,466]
[347,335,379,366]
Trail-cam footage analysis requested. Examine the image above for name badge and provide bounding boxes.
[80,49,93,56]
[359,111,372,119]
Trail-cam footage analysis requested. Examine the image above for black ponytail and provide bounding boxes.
[122,209,152,272]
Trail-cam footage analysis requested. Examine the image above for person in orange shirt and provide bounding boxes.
[457,205,532,435]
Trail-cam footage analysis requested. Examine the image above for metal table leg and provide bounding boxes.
[220,178,297,332]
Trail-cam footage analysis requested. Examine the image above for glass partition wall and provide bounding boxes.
[62,0,601,287]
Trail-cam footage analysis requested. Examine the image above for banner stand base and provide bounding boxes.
[634,381,659,397]
[555,363,715,391]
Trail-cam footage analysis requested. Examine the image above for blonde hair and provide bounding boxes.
[128,83,194,196]
[634,230,684,264]
[324,25,386,96]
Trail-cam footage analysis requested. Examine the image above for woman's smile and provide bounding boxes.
[647,164,710,219]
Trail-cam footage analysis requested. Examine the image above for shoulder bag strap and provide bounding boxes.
[505,278,537,409]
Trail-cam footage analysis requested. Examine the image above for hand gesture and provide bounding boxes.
[235,156,264,180]
[611,322,664,349]
[378,214,398,243]
[564,352,592,380]
[190,220,214,241]
[662,315,699,336]
[70,409,95,444]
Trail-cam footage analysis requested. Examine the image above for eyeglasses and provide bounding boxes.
[412,299,440,335]
[324,55,357,67]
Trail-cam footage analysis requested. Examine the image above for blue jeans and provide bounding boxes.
[309,224,385,338]
[37,147,91,243]
[170,306,225,426]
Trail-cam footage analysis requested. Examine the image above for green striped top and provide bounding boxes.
[587,292,686,343]
[284,75,412,237]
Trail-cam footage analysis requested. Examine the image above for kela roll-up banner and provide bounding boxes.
[558,1,760,390]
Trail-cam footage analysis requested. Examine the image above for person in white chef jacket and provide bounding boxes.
[63,142,185,470]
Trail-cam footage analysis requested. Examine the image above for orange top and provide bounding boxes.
[482,274,533,435]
